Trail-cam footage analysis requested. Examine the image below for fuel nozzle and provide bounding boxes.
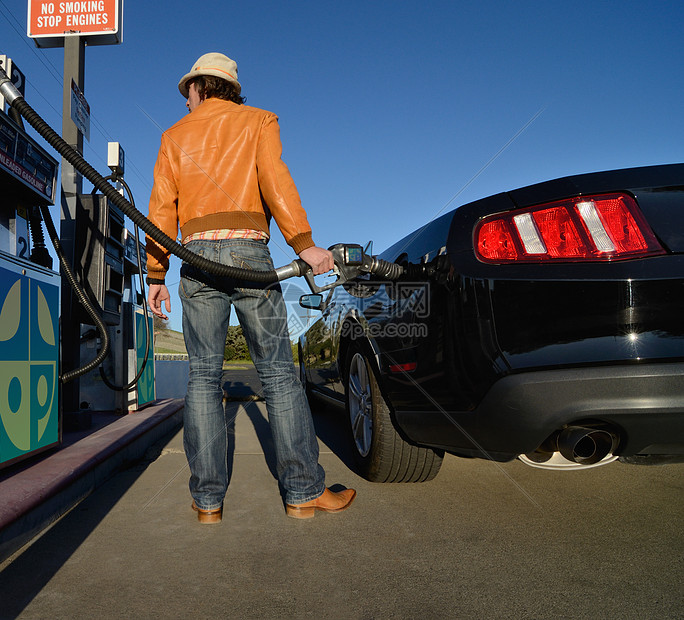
[0,65,22,106]
[276,243,404,294]
[329,243,404,281]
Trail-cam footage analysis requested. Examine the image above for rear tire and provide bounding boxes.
[345,343,443,482]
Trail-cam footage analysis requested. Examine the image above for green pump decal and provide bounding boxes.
[0,266,59,464]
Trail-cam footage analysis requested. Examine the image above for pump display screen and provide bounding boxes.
[0,113,58,205]
[345,245,363,265]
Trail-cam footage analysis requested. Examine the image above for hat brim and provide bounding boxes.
[178,69,241,98]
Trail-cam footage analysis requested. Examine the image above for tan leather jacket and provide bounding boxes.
[146,98,314,280]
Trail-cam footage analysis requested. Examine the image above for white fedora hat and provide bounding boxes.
[178,52,241,97]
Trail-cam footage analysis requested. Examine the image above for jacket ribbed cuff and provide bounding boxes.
[146,268,167,284]
[289,231,314,255]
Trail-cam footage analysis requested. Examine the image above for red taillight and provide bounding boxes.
[475,193,665,263]
[589,196,652,253]
[532,207,585,258]
[476,220,519,262]
[389,362,417,373]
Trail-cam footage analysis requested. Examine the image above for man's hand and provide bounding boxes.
[299,246,334,275]
[148,283,171,320]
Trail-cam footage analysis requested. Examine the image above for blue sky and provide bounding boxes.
[1,0,683,331]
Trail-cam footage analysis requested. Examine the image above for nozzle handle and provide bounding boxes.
[274,244,404,294]
[275,258,310,281]
[275,257,337,294]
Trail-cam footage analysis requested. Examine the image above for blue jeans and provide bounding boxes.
[179,238,326,509]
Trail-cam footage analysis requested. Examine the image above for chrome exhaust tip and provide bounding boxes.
[557,426,618,465]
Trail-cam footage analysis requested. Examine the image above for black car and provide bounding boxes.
[298,163,684,482]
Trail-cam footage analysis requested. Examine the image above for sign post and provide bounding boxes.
[25,0,123,424]
[59,36,86,425]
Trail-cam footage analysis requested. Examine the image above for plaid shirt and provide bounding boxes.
[183,228,269,244]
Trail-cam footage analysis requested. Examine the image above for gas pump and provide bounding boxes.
[0,60,61,469]
[76,143,154,414]
[122,228,155,410]
[0,61,404,470]
[78,221,155,414]
[0,59,154,468]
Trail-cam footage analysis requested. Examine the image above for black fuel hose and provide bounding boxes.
[0,76,109,382]
[9,95,281,283]
[366,256,404,280]
[39,202,110,382]
[97,175,152,392]
[0,72,405,385]
[1,75,402,286]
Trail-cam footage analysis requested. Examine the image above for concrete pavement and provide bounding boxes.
[0,399,184,564]
[0,366,683,618]
[0,364,260,563]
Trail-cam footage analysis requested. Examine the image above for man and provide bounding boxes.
[146,53,356,522]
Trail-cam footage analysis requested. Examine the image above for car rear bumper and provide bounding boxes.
[395,362,684,460]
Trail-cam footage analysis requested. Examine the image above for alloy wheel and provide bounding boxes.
[347,352,373,457]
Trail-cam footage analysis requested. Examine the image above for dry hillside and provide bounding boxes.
[154,328,187,355]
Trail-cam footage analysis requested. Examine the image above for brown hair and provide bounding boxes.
[190,75,245,104]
